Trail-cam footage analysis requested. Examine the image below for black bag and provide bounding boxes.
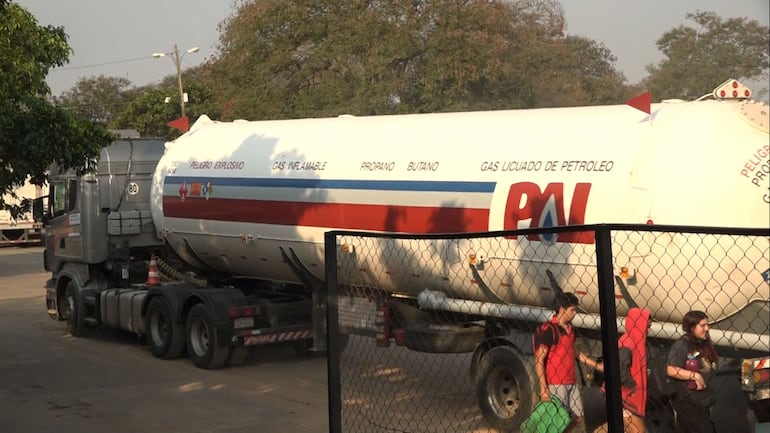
[533,322,560,350]
[647,342,679,398]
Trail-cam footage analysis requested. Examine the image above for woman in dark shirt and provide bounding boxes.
[666,310,718,433]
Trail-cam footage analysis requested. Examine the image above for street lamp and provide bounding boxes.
[152,45,199,118]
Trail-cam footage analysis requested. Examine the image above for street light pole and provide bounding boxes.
[152,44,199,118]
[172,45,185,118]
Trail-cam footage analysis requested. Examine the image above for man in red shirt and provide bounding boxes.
[534,292,600,433]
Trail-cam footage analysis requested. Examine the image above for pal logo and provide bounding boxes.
[503,182,593,244]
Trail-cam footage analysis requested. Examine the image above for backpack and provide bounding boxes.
[533,322,560,351]
[647,341,678,398]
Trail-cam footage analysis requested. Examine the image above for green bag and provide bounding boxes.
[520,396,571,433]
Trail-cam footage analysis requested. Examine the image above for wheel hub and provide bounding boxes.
[486,365,520,418]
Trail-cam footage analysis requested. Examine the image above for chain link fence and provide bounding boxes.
[324,224,769,433]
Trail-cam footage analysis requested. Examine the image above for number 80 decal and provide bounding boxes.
[127,182,139,195]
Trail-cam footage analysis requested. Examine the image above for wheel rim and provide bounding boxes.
[64,294,74,320]
[485,365,521,419]
[189,316,210,357]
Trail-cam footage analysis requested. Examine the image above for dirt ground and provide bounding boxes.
[2,246,766,433]
[0,246,330,433]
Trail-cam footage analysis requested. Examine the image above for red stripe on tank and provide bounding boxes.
[163,196,490,233]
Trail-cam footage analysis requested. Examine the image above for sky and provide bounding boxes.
[14,0,770,97]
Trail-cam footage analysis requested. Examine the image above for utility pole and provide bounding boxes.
[153,44,199,118]
[172,44,185,118]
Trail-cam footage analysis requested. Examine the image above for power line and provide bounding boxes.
[50,56,156,72]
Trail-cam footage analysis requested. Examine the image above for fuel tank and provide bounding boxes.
[150,96,769,324]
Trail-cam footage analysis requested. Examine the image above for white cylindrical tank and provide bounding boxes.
[150,99,770,323]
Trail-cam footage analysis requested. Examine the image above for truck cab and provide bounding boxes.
[44,136,166,319]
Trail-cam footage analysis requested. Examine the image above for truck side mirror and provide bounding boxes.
[33,196,50,225]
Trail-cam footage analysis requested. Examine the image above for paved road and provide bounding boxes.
[0,247,329,433]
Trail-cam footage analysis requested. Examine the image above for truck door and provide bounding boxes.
[46,178,82,260]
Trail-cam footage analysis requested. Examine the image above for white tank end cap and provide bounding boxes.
[189,114,214,132]
[739,99,770,133]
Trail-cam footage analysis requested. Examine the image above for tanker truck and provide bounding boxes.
[43,79,769,429]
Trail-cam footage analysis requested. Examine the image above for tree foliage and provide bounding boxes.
[111,78,221,139]
[204,0,630,120]
[0,1,114,210]
[645,11,770,101]
[50,65,222,139]
[53,75,135,125]
[530,36,632,107]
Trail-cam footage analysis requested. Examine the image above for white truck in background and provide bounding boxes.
[1,181,47,246]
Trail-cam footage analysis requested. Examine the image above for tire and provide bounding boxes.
[227,346,249,367]
[292,339,314,358]
[469,344,487,382]
[185,304,229,369]
[404,322,485,353]
[475,346,533,432]
[322,331,350,355]
[63,281,86,337]
[644,395,676,432]
[746,407,758,433]
[750,400,769,424]
[337,332,350,353]
[145,297,185,359]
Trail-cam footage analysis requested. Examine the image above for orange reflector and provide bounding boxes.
[743,360,752,375]
[755,369,770,384]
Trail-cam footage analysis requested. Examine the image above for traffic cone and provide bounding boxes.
[147,254,160,286]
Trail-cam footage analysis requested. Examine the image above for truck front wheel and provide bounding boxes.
[474,346,533,432]
[145,297,185,359]
[63,281,85,337]
[185,304,229,369]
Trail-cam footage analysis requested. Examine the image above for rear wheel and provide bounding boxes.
[185,304,229,369]
[643,395,676,432]
[227,347,249,367]
[292,339,315,358]
[63,281,85,337]
[475,346,533,432]
[750,400,769,424]
[336,332,350,353]
[145,297,185,359]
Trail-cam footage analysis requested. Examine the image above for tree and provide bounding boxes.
[204,0,630,120]
[111,78,221,139]
[528,36,632,107]
[54,75,135,125]
[645,11,770,101]
[0,1,114,210]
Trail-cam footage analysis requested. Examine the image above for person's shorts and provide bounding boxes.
[547,384,584,417]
